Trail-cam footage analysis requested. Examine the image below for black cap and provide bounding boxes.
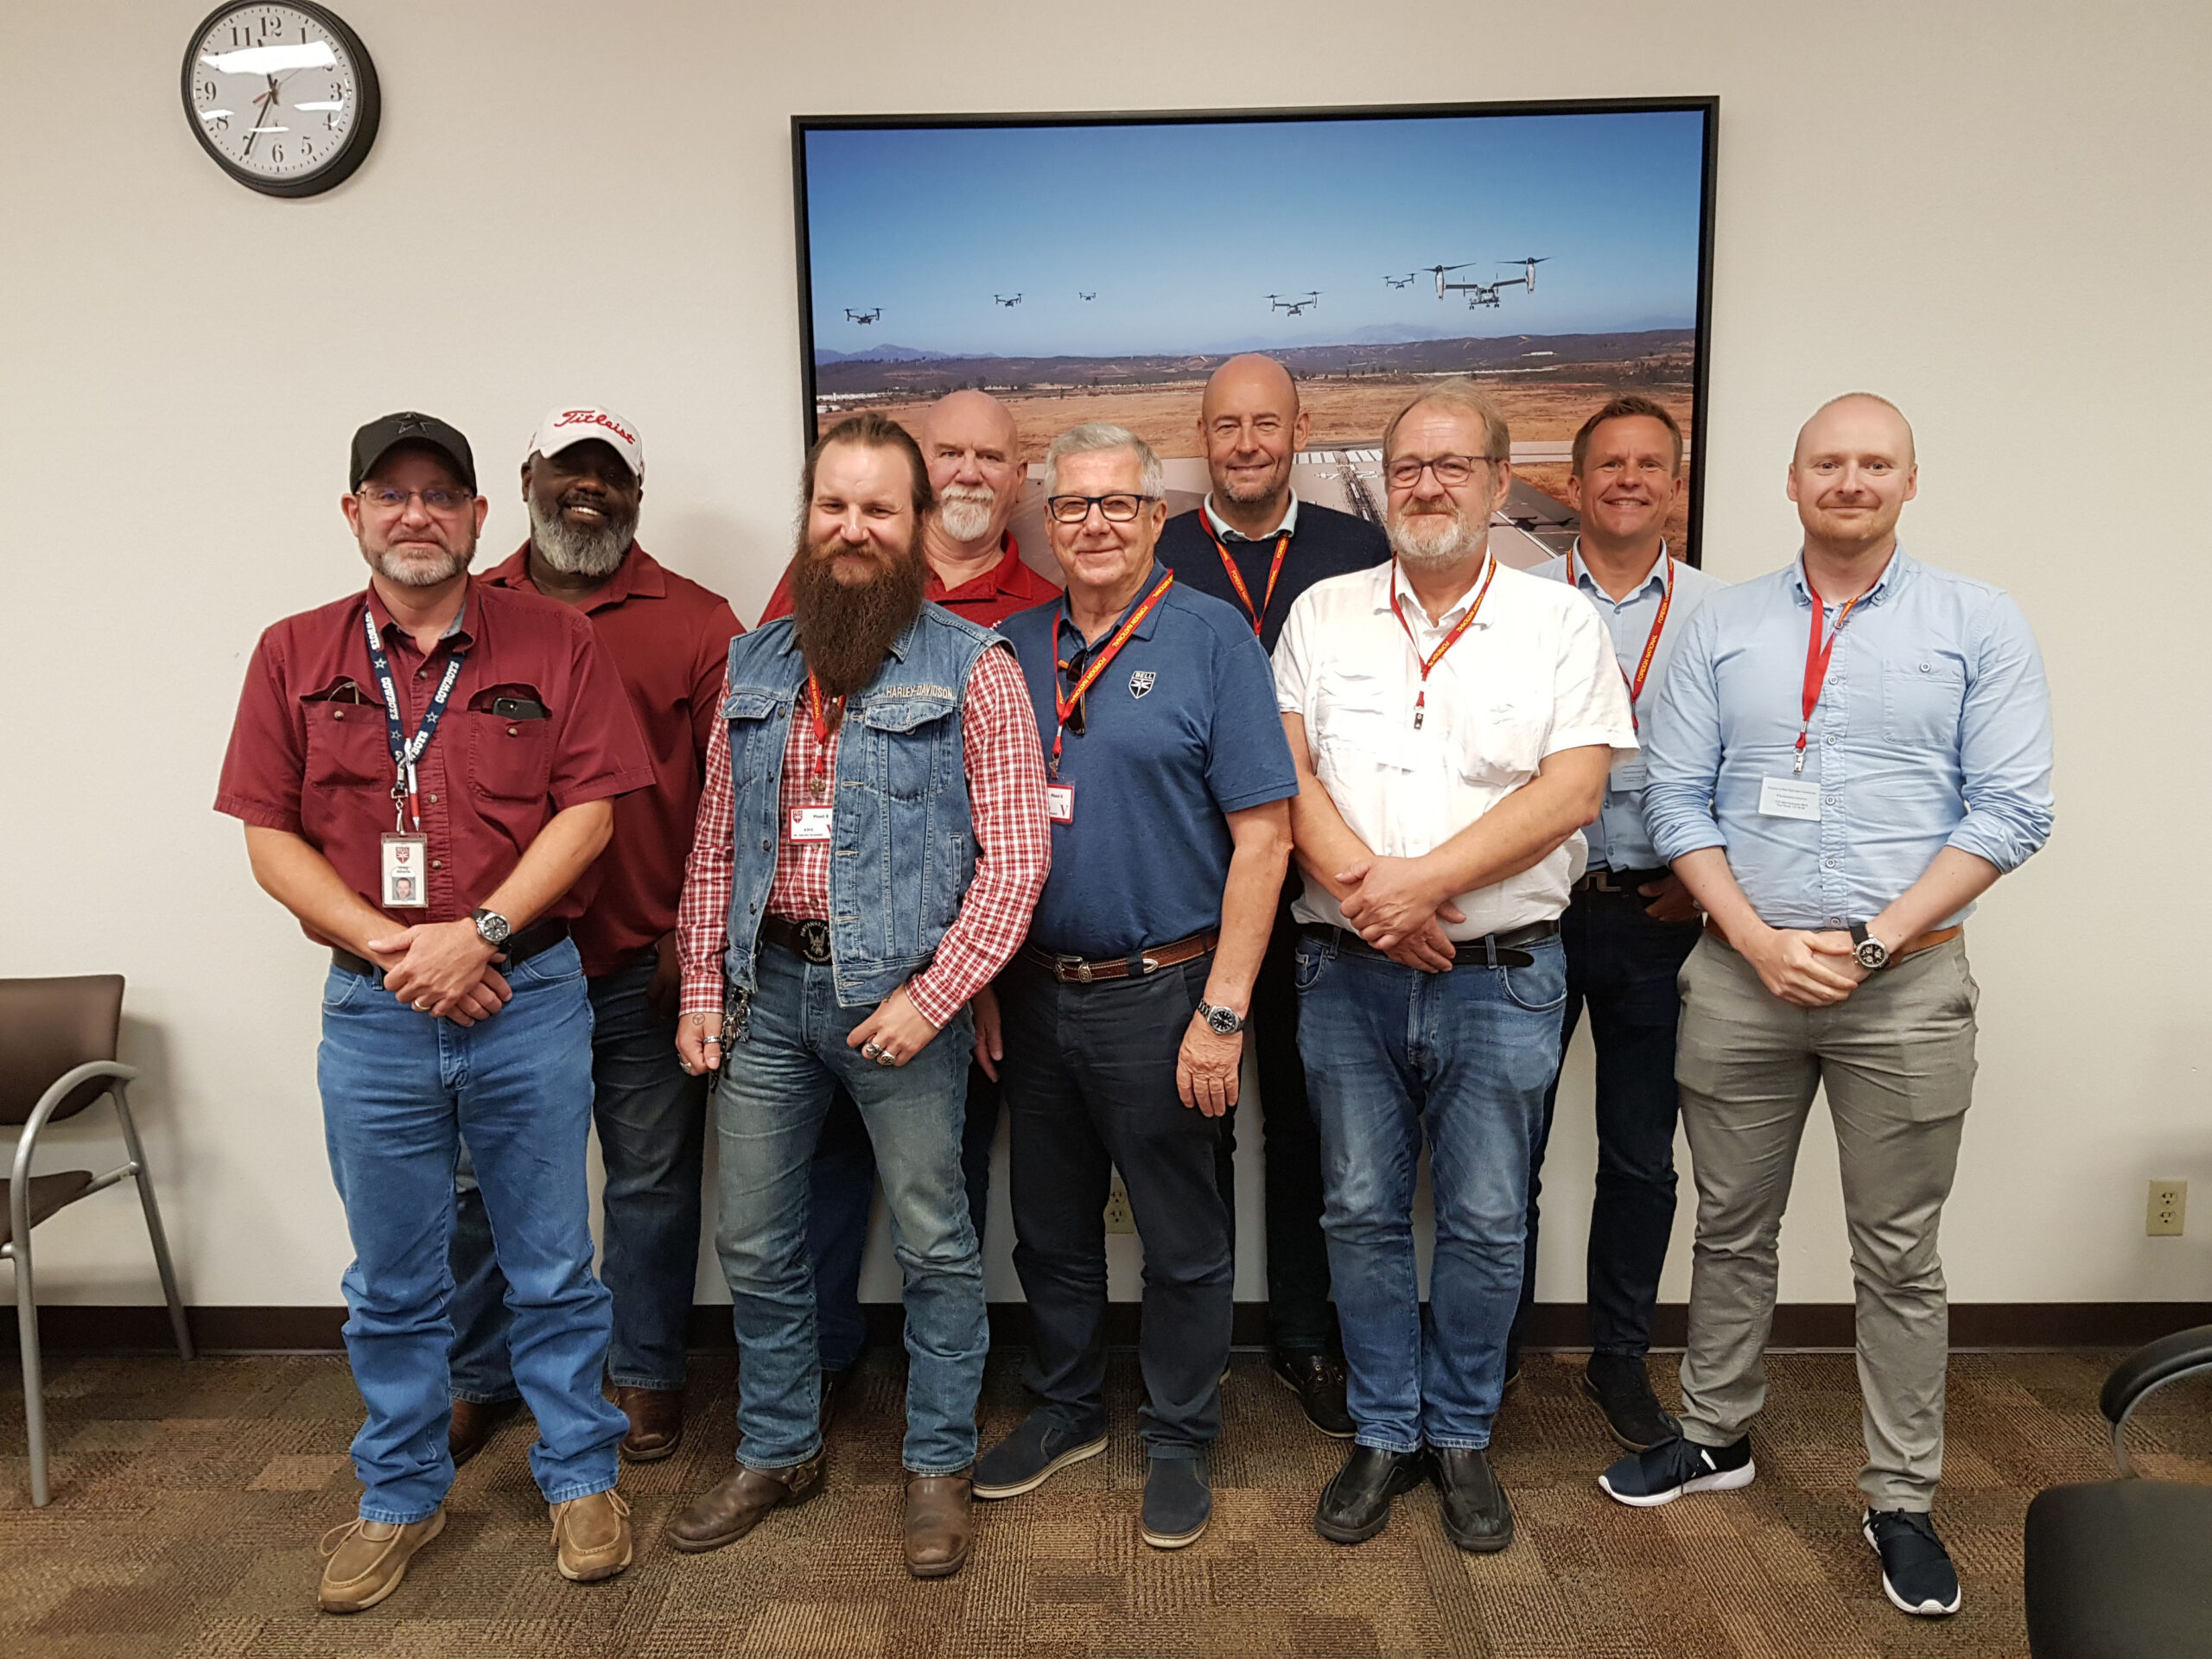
[350,411,477,493]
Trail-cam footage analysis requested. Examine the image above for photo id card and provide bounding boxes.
[788,806,834,842]
[1758,776,1823,822]
[1609,760,1649,794]
[1046,783,1075,823]
[380,833,429,908]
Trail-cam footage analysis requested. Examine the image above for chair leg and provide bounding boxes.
[112,1086,194,1363]
[16,1240,49,1507]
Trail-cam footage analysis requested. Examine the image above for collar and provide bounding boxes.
[1202,491,1300,543]
[484,540,664,613]
[365,576,474,649]
[1567,538,1669,601]
[929,533,1025,602]
[1790,545,1912,610]
[1380,555,1493,631]
[1058,558,1173,647]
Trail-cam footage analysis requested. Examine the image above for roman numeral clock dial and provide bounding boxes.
[182,3,380,198]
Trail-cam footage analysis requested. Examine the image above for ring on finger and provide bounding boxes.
[861,1041,883,1059]
[874,1051,896,1066]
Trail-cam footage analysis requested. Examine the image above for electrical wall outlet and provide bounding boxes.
[2147,1179,2188,1237]
[1103,1171,1136,1236]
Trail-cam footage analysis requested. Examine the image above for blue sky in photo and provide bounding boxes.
[802,111,1707,359]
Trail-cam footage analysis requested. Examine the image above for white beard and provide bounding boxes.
[529,494,635,579]
[936,486,997,544]
[1388,504,1485,570]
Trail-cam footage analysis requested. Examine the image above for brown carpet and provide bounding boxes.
[3,1345,2208,1657]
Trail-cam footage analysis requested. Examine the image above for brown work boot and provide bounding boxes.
[550,1489,633,1582]
[616,1386,684,1463]
[448,1398,518,1469]
[316,1509,447,1613]
[666,1454,825,1554]
[903,1471,974,1579]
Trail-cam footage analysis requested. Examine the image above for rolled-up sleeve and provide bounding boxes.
[1944,590,2054,872]
[1643,604,1728,864]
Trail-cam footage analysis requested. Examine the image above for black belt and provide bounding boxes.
[331,917,569,978]
[761,915,835,965]
[1301,919,1557,969]
[1572,866,1671,897]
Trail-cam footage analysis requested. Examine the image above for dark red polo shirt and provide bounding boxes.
[481,543,743,976]
[215,577,654,937]
[757,534,1060,628]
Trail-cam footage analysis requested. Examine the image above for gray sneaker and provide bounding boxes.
[972,1413,1108,1500]
[1141,1452,1211,1549]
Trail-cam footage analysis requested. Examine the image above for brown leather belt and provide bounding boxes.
[1702,915,1962,963]
[762,915,836,965]
[331,917,569,978]
[1020,929,1218,985]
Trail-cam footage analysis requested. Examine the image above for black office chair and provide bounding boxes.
[2024,1324,2212,1656]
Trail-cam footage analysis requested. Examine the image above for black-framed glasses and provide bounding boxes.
[1383,454,1503,489]
[358,486,476,514]
[1046,492,1155,524]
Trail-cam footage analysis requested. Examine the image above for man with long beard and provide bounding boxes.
[1272,381,1632,1553]
[760,389,1058,1426]
[668,412,1051,1578]
[215,412,652,1609]
[444,407,743,1471]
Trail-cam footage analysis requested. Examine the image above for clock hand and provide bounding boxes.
[243,73,277,157]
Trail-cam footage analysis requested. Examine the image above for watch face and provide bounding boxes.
[183,4,380,197]
[1206,1006,1240,1035]
[1854,941,1887,969]
[476,912,511,944]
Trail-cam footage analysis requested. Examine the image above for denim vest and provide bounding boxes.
[719,604,1001,1013]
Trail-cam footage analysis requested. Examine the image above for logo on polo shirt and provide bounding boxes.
[1128,670,1156,699]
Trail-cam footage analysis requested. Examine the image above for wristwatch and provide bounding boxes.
[472,907,512,948]
[1195,1001,1247,1037]
[1848,922,1891,971]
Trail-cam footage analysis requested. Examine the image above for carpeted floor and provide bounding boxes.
[3,1345,2209,1657]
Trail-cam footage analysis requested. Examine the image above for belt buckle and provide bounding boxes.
[797,919,832,964]
[1053,954,1092,984]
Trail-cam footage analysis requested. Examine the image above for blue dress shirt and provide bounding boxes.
[1643,549,2053,931]
[1532,543,1726,872]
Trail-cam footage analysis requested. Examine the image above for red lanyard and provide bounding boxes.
[1388,556,1496,729]
[804,669,838,744]
[1568,546,1675,731]
[1794,571,1865,775]
[1052,570,1175,773]
[1206,520,1290,637]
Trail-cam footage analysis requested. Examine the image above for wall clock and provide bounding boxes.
[182,3,380,198]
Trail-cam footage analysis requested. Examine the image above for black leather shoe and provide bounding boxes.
[1271,1350,1355,1439]
[1431,1446,1514,1554]
[1581,1353,1679,1452]
[1314,1446,1427,1545]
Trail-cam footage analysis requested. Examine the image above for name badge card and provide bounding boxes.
[1046,783,1075,824]
[1758,776,1822,821]
[381,833,429,908]
[788,806,833,842]
[1609,759,1648,794]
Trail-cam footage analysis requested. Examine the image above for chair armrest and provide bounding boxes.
[2103,1325,2212,1425]
[10,1061,140,1188]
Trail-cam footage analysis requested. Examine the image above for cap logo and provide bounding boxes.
[552,409,639,448]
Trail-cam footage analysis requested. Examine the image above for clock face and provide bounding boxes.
[182,3,380,197]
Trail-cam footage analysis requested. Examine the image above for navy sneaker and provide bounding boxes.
[1864,1510,1961,1617]
[971,1413,1107,1500]
[1141,1452,1211,1549]
[1598,1432,1754,1507]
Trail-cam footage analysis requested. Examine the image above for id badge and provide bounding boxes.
[380,833,429,907]
[788,806,833,842]
[1758,776,1823,821]
[1609,760,1649,794]
[1046,783,1075,824]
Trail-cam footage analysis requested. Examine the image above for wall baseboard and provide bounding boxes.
[6,1301,2208,1357]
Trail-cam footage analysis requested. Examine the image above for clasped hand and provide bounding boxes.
[1739,926,1869,1007]
[365,918,511,1025]
[1337,854,1466,973]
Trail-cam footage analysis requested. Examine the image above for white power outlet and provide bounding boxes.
[2147,1179,2188,1237]
[1103,1170,1136,1236]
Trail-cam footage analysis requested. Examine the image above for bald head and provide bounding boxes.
[918,388,1024,556]
[1795,392,1915,467]
[1198,353,1309,528]
[1787,391,1919,557]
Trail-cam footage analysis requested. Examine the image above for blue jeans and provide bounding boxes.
[1294,930,1567,1453]
[448,946,707,1400]
[315,938,626,1523]
[711,943,986,1475]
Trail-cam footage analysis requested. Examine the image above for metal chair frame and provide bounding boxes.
[6,1058,193,1506]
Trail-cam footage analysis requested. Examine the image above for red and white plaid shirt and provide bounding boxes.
[677,643,1050,1028]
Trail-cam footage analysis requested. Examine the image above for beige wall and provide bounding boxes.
[3,1,2207,1313]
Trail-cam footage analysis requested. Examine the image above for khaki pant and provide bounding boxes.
[1673,933,1979,1511]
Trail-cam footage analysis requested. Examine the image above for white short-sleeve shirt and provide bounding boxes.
[1274,556,1637,938]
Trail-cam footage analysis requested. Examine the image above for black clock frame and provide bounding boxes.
[181,0,381,199]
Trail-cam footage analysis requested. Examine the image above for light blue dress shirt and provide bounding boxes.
[1533,543,1726,871]
[1643,549,2054,931]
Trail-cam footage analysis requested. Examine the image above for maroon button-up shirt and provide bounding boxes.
[480,543,743,976]
[757,534,1061,629]
[215,577,654,937]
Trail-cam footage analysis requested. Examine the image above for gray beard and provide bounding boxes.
[372,545,472,588]
[936,487,996,544]
[528,494,637,579]
[1389,505,1485,570]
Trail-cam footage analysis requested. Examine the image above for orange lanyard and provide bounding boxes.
[1568,546,1675,731]
[1052,570,1175,773]
[1795,569,1865,775]
[804,669,838,745]
[1388,556,1496,730]
[1206,520,1290,637]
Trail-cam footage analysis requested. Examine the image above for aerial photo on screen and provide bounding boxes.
[799,108,1710,565]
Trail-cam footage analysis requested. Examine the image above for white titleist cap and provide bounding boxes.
[529,404,644,479]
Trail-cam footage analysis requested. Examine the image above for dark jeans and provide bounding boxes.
[807,1058,1000,1374]
[1210,912,1336,1354]
[449,947,708,1401]
[1001,954,1233,1455]
[1512,886,1702,1358]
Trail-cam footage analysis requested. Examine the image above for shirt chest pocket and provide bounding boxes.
[301,699,391,789]
[721,690,784,785]
[856,689,960,801]
[466,683,554,801]
[1881,658,1965,747]
[1448,699,1548,786]
[1311,671,1408,779]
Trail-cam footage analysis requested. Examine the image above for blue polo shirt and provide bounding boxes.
[999,562,1299,959]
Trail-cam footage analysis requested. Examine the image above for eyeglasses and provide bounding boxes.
[358,486,476,515]
[1046,493,1156,524]
[1383,454,1503,489]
